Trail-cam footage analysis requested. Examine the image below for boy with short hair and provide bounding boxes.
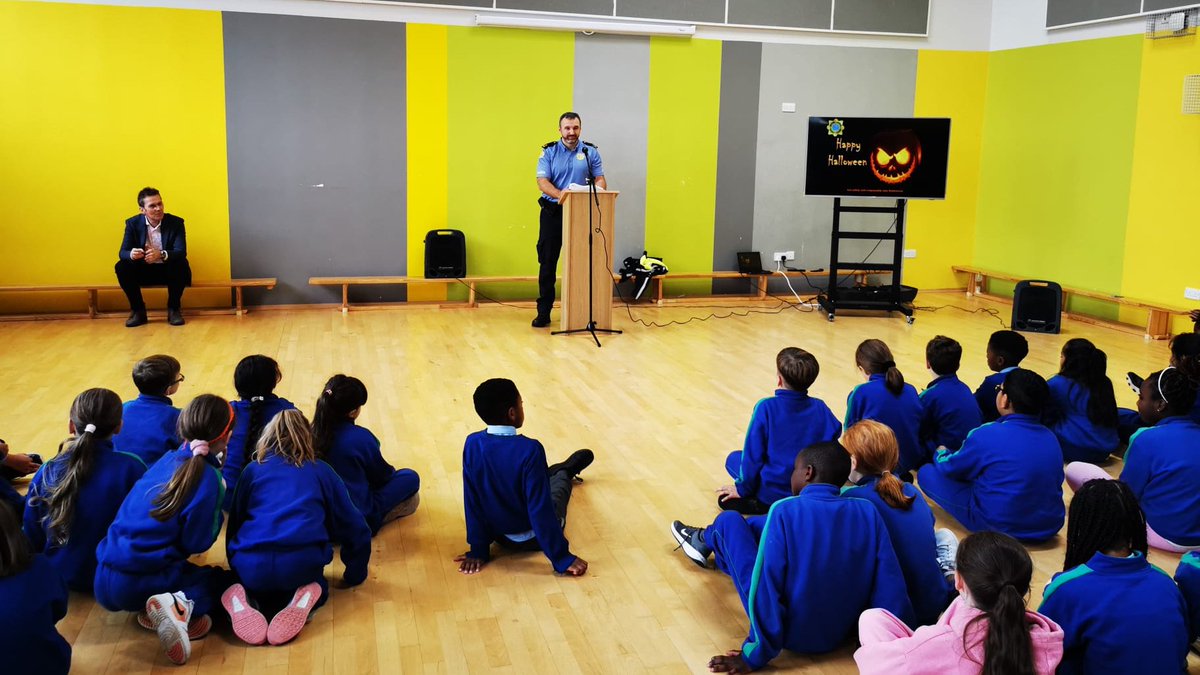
[919,336,983,455]
[918,368,1065,542]
[672,442,913,672]
[457,378,593,576]
[716,347,841,515]
[974,330,1030,422]
[113,355,183,465]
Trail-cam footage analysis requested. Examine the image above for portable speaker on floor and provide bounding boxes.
[1012,280,1062,334]
[424,229,466,278]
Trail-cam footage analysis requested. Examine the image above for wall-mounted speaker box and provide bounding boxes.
[1012,280,1062,334]
[424,229,466,278]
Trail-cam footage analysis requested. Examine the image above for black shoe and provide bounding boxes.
[125,310,148,327]
[547,449,594,481]
[531,315,551,328]
[167,308,185,326]
[670,520,712,567]
[716,496,769,515]
[1126,372,1143,394]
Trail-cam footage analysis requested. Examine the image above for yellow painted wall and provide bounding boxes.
[406,24,450,302]
[907,50,989,291]
[0,1,229,312]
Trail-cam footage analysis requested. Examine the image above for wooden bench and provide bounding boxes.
[0,278,277,320]
[951,265,1189,340]
[650,270,869,305]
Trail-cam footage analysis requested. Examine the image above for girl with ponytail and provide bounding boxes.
[0,501,71,675]
[24,388,146,591]
[1045,338,1119,464]
[856,531,1064,674]
[221,355,295,510]
[95,394,237,666]
[842,420,955,626]
[1040,479,1189,673]
[311,375,420,534]
[845,339,926,475]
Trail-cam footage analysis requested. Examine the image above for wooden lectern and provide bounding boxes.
[559,190,619,332]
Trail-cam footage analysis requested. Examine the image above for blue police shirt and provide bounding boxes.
[536,140,604,202]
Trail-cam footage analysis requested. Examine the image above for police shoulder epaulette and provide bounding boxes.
[582,141,598,149]
[542,141,557,149]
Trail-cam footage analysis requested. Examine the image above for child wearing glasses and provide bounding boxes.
[114,355,184,465]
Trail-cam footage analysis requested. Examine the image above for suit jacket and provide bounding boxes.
[118,213,188,262]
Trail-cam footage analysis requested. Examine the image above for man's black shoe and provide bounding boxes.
[167,308,185,326]
[126,310,148,327]
[547,449,594,480]
[531,315,551,328]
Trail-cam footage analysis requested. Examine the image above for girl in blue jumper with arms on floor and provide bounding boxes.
[1038,479,1189,674]
[918,336,982,457]
[311,374,420,533]
[23,388,146,591]
[842,420,956,627]
[222,354,295,510]
[113,355,184,465]
[844,339,925,475]
[224,409,372,647]
[94,394,236,666]
[0,501,72,675]
[1044,339,1119,464]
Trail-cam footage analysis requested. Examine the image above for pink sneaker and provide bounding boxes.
[221,584,268,645]
[266,582,322,645]
[145,591,192,665]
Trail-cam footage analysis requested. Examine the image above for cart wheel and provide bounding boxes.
[827,313,835,323]
[906,315,915,325]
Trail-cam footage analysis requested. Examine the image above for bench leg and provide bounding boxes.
[756,275,767,299]
[656,277,664,306]
[1146,309,1171,341]
[341,285,349,314]
[468,282,477,308]
[87,289,98,319]
[235,287,245,316]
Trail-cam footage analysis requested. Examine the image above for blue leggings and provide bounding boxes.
[368,468,420,533]
[94,562,233,617]
[230,547,330,617]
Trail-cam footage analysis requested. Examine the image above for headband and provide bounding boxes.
[1158,366,1175,404]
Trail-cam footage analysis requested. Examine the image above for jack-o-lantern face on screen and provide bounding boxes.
[869,130,922,185]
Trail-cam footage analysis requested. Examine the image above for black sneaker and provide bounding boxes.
[716,496,769,515]
[547,449,594,481]
[531,315,551,328]
[671,520,711,567]
[126,310,148,327]
[1126,372,1143,394]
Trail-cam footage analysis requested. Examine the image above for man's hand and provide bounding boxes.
[130,248,145,261]
[715,485,740,502]
[708,650,752,673]
[564,557,588,576]
[455,553,486,575]
[1190,309,1199,323]
[144,248,163,263]
[3,453,40,477]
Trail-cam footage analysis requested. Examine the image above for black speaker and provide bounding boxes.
[1012,280,1062,334]
[424,229,466,278]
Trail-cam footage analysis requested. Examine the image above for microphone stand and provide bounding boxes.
[553,143,622,347]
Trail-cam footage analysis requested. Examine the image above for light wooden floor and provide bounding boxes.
[0,292,1193,674]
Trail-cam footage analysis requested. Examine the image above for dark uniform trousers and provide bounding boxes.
[536,196,564,317]
[114,257,192,311]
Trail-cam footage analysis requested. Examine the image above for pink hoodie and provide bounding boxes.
[854,596,1064,674]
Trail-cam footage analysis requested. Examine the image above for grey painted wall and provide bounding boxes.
[751,44,918,292]
[223,13,408,305]
[713,41,762,294]
[574,34,651,269]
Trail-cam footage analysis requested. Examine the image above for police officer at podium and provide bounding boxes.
[533,112,606,328]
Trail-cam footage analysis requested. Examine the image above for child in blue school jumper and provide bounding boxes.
[671,441,913,673]
[842,420,956,627]
[716,347,841,515]
[1174,551,1200,647]
[974,330,1029,423]
[844,339,925,475]
[113,355,184,465]
[457,378,594,577]
[0,501,71,675]
[918,336,983,457]
[1044,338,1119,464]
[311,375,420,534]
[1038,479,1189,674]
[918,368,1065,542]
[222,354,296,510]
[224,409,373,647]
[23,388,146,591]
[94,394,237,666]
[1118,333,1200,441]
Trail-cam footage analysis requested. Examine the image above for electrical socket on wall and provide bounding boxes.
[903,249,917,259]
[773,251,795,262]
[1186,287,1200,301]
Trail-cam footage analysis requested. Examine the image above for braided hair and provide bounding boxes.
[1059,338,1118,428]
[1063,479,1147,571]
[1170,333,1200,382]
[312,375,368,459]
[1143,367,1199,421]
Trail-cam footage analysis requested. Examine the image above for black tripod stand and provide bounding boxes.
[552,146,622,348]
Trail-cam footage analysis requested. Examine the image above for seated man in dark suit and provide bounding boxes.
[115,187,191,327]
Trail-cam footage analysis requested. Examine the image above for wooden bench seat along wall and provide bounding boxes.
[0,278,277,320]
[951,265,1190,340]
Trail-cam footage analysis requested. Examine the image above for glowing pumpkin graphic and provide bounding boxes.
[869,130,921,185]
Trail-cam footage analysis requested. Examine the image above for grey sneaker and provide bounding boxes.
[671,520,712,567]
[935,528,959,581]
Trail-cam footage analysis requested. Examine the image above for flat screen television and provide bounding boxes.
[804,117,950,199]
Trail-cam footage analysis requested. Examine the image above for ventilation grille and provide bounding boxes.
[1185,75,1200,115]
[1146,8,1198,38]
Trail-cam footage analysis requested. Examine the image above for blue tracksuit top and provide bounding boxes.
[929,414,1065,541]
[114,394,181,465]
[974,368,1014,423]
[462,430,575,573]
[734,389,841,505]
[22,439,146,591]
[227,451,371,586]
[1040,551,1188,675]
[96,446,225,576]
[845,374,925,474]
[918,374,982,455]
[222,395,295,510]
[1173,552,1200,640]
[1045,375,1120,464]
[323,421,400,530]
[738,484,913,669]
[1121,416,1200,546]
[0,554,71,675]
[843,477,951,627]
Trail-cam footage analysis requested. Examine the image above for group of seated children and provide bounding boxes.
[3,354,421,668]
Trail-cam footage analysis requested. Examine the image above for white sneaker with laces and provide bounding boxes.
[935,528,959,581]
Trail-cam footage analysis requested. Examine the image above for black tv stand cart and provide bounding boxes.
[817,197,914,324]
